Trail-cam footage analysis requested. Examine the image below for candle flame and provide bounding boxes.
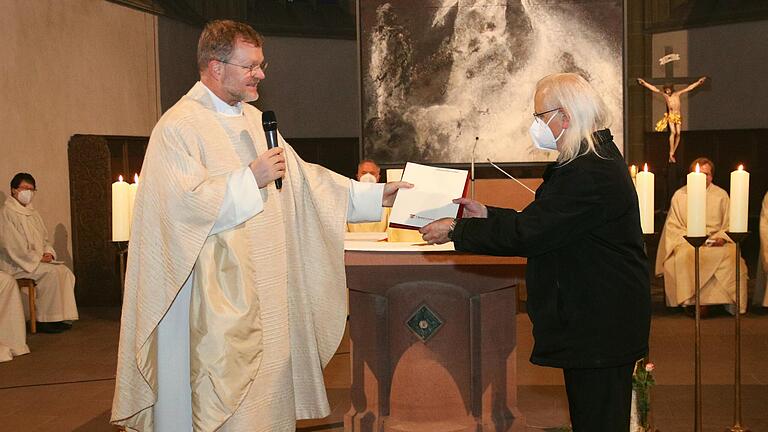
[695,163,700,173]
[643,163,649,172]
[738,164,744,171]
[134,173,139,184]
[118,175,124,182]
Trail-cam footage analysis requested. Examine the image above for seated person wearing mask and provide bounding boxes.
[345,160,425,243]
[0,173,79,333]
[347,160,390,233]
[0,270,29,362]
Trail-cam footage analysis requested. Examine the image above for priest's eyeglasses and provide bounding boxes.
[533,107,562,118]
[218,59,269,75]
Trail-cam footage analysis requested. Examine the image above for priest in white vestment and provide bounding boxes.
[755,192,768,307]
[655,158,747,314]
[111,20,410,432]
[0,271,29,362]
[0,173,78,332]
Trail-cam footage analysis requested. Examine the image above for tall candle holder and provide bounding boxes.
[642,231,659,432]
[724,231,750,432]
[642,233,658,256]
[114,241,129,304]
[684,235,707,432]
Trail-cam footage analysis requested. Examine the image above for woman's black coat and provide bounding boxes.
[452,130,651,369]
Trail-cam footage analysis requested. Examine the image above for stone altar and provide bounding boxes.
[344,248,527,432]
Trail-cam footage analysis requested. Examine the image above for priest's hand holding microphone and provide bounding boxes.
[250,110,285,189]
[249,147,285,189]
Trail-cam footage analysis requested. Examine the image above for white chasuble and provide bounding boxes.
[112,82,380,432]
[0,197,78,322]
[655,184,747,312]
[0,271,29,362]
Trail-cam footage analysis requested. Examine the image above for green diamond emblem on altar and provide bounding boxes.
[406,304,443,342]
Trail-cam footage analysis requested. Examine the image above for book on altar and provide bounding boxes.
[388,162,469,230]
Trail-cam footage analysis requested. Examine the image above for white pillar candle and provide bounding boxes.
[636,163,654,234]
[729,165,749,233]
[112,175,130,242]
[687,164,707,237]
[128,174,139,232]
[629,164,637,186]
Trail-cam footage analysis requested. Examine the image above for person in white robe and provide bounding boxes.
[344,160,424,242]
[111,20,411,432]
[754,191,768,307]
[655,157,747,314]
[0,173,78,333]
[0,270,29,362]
[347,159,390,232]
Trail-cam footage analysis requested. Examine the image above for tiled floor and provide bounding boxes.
[1,287,767,432]
[0,308,121,432]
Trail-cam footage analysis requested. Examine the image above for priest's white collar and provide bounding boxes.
[200,81,244,117]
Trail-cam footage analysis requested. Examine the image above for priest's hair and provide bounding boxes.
[198,20,264,72]
[535,73,611,164]
[689,157,714,174]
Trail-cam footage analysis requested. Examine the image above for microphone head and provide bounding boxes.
[262,110,277,131]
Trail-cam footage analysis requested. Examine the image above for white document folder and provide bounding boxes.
[389,162,469,229]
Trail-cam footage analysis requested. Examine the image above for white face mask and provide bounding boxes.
[359,173,378,183]
[17,189,34,205]
[529,110,565,152]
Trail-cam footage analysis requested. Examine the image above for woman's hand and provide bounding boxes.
[419,217,454,245]
[453,197,488,218]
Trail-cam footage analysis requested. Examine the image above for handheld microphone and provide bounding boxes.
[261,110,282,189]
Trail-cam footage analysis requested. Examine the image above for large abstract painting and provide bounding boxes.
[359,0,624,164]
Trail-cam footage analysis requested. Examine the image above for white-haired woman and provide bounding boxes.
[421,73,651,431]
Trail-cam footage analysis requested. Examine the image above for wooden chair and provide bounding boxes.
[16,278,37,334]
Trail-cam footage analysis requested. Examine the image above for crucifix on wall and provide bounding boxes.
[637,46,709,163]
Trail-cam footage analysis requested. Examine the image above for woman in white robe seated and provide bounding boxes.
[655,157,748,315]
[0,271,29,362]
[0,173,78,333]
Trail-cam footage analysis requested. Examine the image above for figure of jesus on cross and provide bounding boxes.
[637,76,707,163]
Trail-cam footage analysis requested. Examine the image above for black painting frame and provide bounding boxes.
[356,0,629,178]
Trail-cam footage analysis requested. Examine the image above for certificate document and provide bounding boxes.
[389,162,469,229]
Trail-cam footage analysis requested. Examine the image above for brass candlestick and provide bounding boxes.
[724,231,750,432]
[684,235,707,432]
[642,231,659,432]
[642,232,657,256]
[114,241,129,304]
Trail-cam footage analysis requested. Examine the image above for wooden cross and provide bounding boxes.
[642,46,711,88]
